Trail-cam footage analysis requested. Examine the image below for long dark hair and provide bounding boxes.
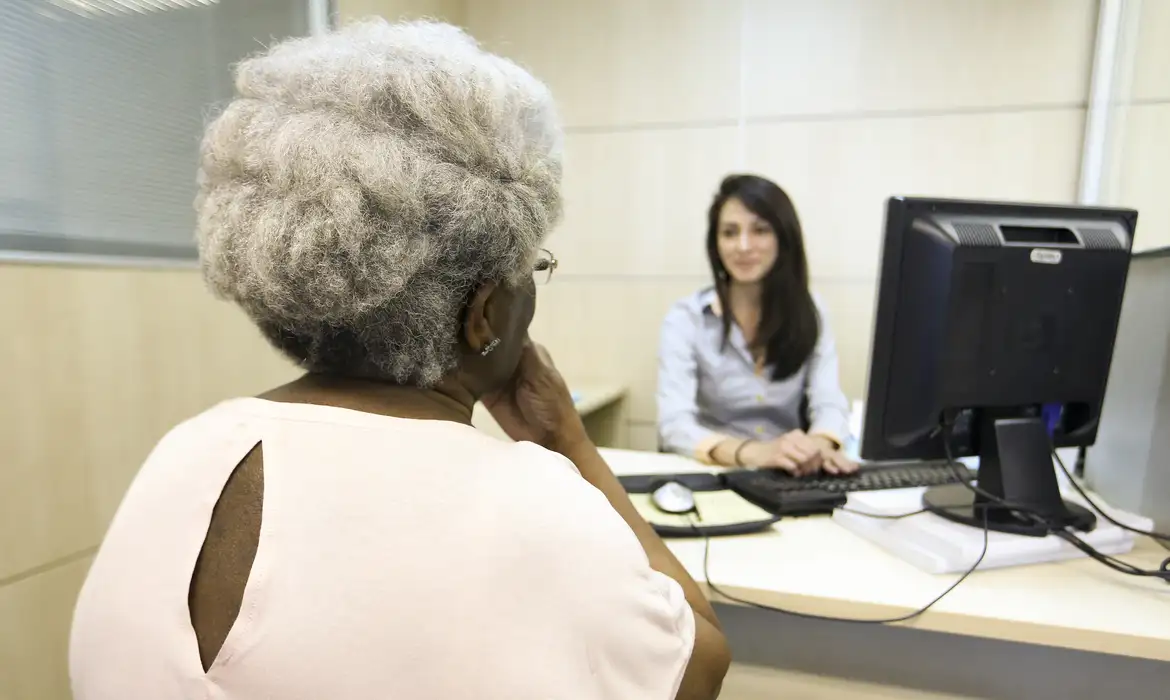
[706,174,819,380]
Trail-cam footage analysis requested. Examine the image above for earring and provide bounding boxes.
[481,338,500,357]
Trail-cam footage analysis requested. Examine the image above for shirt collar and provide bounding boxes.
[700,286,767,373]
[699,287,723,318]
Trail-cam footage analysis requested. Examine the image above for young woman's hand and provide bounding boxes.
[481,340,588,452]
[735,430,856,475]
[734,430,819,474]
[808,435,859,475]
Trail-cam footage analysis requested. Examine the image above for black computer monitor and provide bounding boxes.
[861,197,1137,536]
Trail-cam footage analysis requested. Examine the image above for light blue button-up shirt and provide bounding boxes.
[656,287,851,460]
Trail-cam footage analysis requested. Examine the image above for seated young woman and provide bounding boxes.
[657,174,858,476]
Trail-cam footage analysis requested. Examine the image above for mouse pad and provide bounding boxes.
[629,491,777,530]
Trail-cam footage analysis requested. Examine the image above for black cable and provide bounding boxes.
[1049,450,1170,581]
[688,506,991,625]
[940,419,1169,584]
[1051,450,1170,543]
[1053,529,1170,582]
[836,506,928,520]
[838,503,996,520]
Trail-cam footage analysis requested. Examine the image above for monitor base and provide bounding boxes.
[833,486,1140,574]
[923,483,1097,537]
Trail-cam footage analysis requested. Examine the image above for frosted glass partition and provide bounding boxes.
[0,0,312,265]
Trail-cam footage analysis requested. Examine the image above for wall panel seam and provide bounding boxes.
[564,102,1089,136]
[0,546,97,589]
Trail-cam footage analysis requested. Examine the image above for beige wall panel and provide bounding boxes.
[0,556,93,700]
[552,128,740,278]
[466,0,743,128]
[742,0,1096,118]
[743,109,1085,281]
[1131,0,1170,103]
[627,422,661,453]
[813,279,880,403]
[529,276,708,425]
[0,265,297,580]
[1117,104,1170,252]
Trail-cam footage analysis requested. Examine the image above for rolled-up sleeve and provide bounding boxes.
[656,302,727,461]
[805,297,851,446]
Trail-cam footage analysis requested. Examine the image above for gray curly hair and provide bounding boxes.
[195,19,563,386]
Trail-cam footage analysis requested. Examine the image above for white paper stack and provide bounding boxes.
[832,486,1147,574]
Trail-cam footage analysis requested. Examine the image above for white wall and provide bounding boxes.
[467,0,1099,450]
[1112,1,1170,251]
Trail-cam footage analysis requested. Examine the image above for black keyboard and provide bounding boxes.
[723,462,975,517]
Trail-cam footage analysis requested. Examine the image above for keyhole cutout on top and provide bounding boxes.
[188,442,264,672]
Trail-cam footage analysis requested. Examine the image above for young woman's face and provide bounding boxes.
[716,197,779,284]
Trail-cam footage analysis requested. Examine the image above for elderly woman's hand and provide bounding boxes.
[482,340,588,451]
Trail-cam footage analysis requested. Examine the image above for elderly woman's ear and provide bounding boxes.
[463,283,500,355]
[458,277,538,395]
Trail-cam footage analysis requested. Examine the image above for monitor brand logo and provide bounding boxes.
[1030,249,1063,265]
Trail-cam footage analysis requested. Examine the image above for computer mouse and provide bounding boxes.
[651,480,697,515]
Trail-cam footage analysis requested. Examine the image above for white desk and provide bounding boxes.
[602,448,1170,698]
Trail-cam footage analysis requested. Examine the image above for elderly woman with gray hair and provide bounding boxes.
[69,19,729,700]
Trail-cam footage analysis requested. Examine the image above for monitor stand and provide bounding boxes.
[923,412,1096,537]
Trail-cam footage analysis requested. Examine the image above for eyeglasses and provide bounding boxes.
[533,248,558,285]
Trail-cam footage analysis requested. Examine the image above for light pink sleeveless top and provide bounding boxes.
[70,398,694,699]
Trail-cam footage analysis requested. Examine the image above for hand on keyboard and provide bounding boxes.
[740,430,858,476]
[808,435,859,476]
